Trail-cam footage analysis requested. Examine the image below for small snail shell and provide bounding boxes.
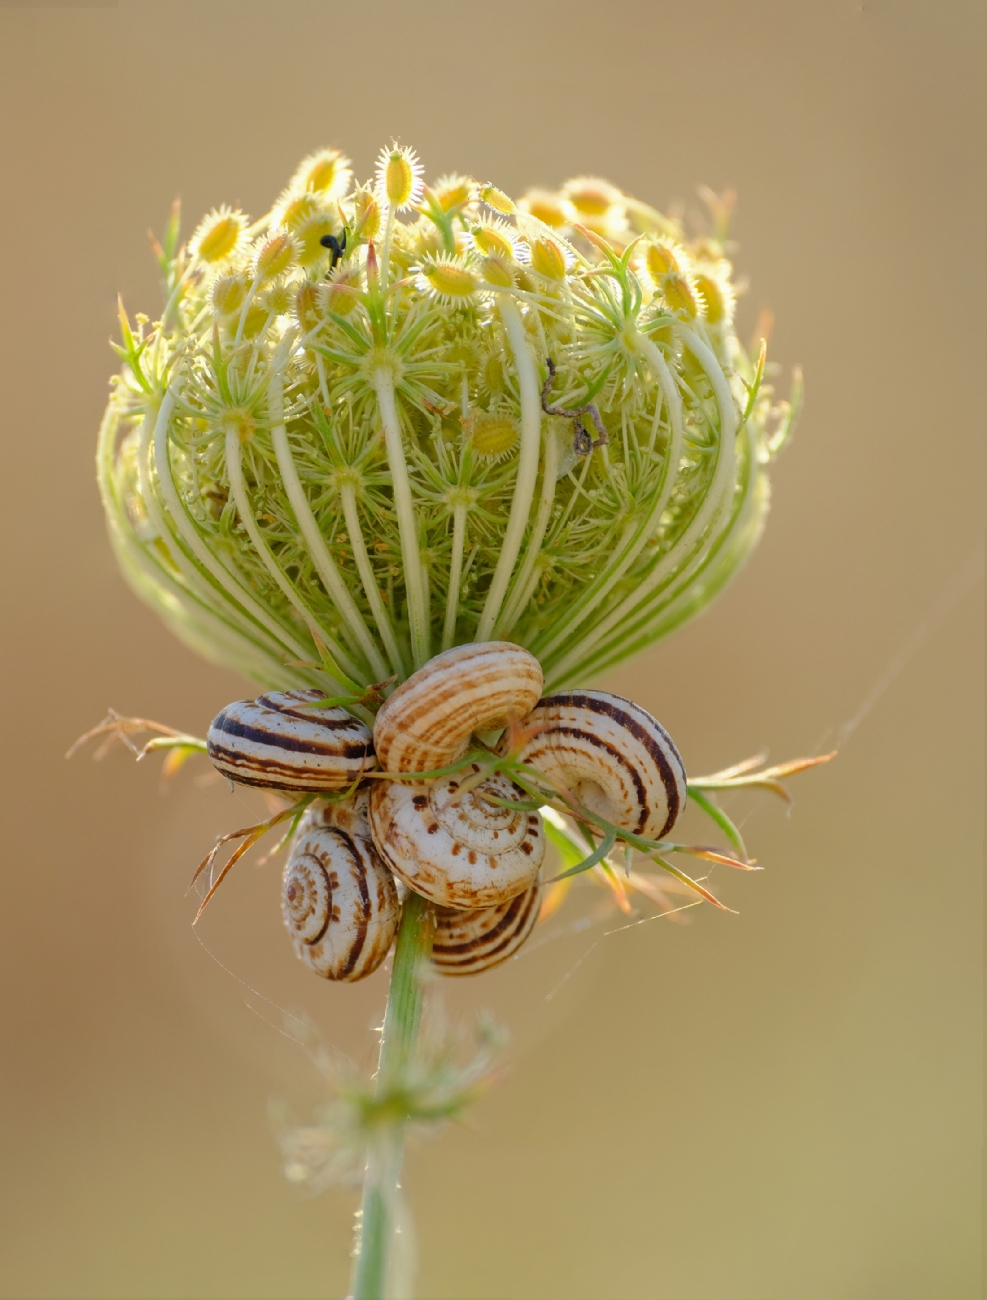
[282,792,399,981]
[368,763,545,909]
[510,690,687,840]
[207,689,376,793]
[373,642,543,775]
[432,884,541,976]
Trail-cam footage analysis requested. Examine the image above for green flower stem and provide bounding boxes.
[531,331,684,661]
[475,295,542,641]
[147,392,311,665]
[373,365,430,668]
[545,327,738,684]
[496,425,559,636]
[352,891,434,1300]
[224,424,360,684]
[339,480,407,678]
[441,501,468,651]
[269,340,389,682]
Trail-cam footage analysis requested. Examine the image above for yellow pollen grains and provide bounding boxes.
[212,273,248,317]
[291,148,353,199]
[518,189,569,228]
[529,238,567,281]
[377,143,423,211]
[191,207,247,265]
[254,232,297,282]
[468,412,518,457]
[478,183,516,216]
[661,272,700,318]
[420,260,479,302]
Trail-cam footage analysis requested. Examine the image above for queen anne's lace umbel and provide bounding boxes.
[99,145,799,696]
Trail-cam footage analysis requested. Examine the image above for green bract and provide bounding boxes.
[99,147,799,692]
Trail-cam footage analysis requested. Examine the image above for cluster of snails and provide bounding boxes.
[206,643,687,980]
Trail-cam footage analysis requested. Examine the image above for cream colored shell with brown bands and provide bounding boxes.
[432,884,541,976]
[368,765,544,909]
[207,689,376,793]
[282,794,399,981]
[372,642,543,774]
[511,690,687,840]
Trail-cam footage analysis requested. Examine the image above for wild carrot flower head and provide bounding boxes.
[99,144,800,694]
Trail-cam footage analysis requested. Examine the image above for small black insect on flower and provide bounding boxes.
[320,231,347,270]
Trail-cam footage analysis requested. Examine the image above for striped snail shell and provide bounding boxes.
[510,690,687,840]
[282,791,399,981]
[368,763,545,910]
[207,689,376,793]
[432,883,541,977]
[372,642,543,775]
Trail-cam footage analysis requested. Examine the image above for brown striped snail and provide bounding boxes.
[509,690,688,840]
[368,643,546,909]
[206,689,376,793]
[431,884,541,977]
[282,790,399,981]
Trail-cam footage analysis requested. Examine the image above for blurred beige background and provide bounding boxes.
[0,2,982,1297]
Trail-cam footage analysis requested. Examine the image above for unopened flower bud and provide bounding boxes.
[661,272,700,318]
[468,412,518,458]
[212,273,248,317]
[479,255,514,288]
[421,260,479,301]
[518,190,569,228]
[191,207,247,264]
[255,233,297,282]
[479,183,515,215]
[377,144,423,211]
[529,238,566,281]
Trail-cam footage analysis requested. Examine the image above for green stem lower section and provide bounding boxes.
[351,891,434,1300]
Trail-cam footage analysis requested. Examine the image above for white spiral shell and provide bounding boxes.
[510,690,687,840]
[372,642,543,774]
[369,763,545,909]
[432,884,541,976]
[282,793,399,981]
[207,689,376,793]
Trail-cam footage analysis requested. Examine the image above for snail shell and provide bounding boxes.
[432,884,541,976]
[511,690,687,840]
[372,642,543,775]
[207,689,376,793]
[282,792,399,981]
[368,763,545,909]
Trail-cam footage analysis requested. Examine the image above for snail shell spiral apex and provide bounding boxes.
[369,764,545,909]
[282,794,399,981]
[373,642,543,775]
[207,690,376,793]
[432,884,541,976]
[511,690,687,840]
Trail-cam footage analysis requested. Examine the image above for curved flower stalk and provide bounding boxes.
[99,148,799,690]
